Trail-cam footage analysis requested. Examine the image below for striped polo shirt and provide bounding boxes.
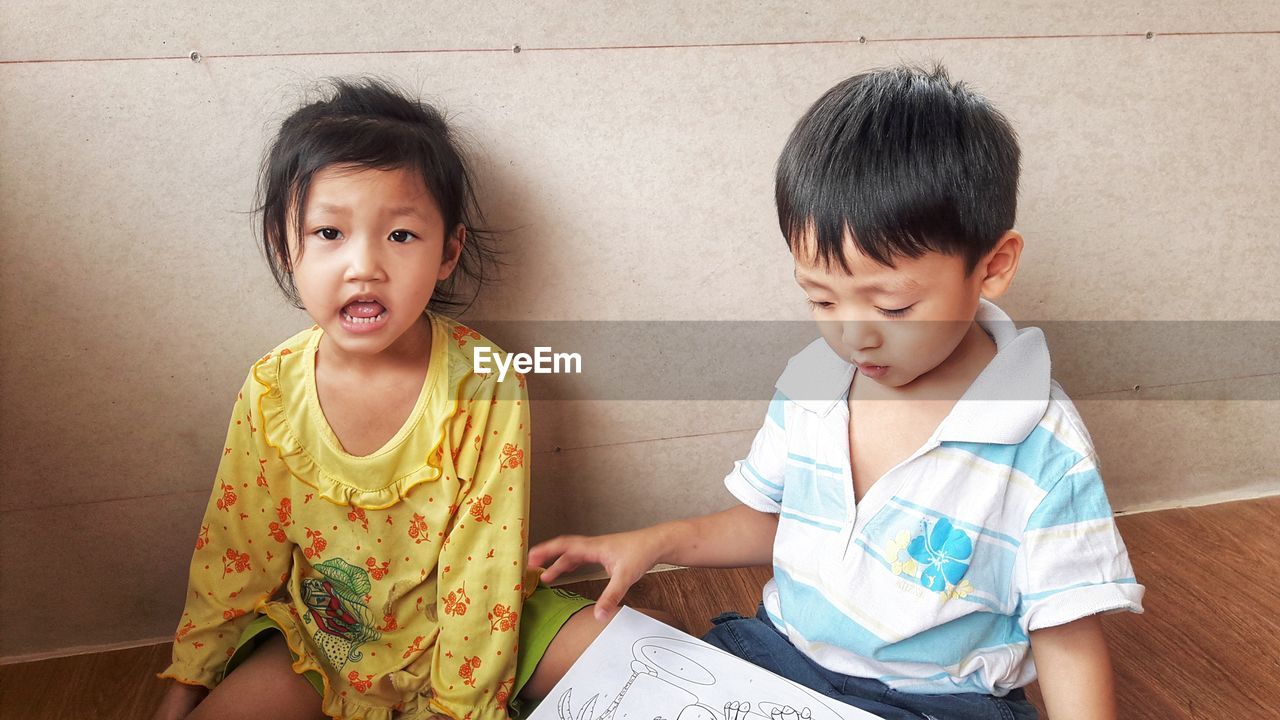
[724,300,1144,696]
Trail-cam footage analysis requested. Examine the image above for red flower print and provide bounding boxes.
[499,443,523,472]
[303,528,326,559]
[348,670,374,693]
[267,521,287,543]
[488,603,518,633]
[222,549,251,577]
[443,583,471,617]
[402,635,424,659]
[223,608,246,621]
[451,325,481,348]
[496,677,515,706]
[255,458,268,487]
[348,507,369,531]
[194,524,210,551]
[216,481,237,511]
[276,498,292,526]
[176,618,195,642]
[468,494,493,524]
[458,656,481,687]
[378,613,398,632]
[516,372,527,389]
[408,513,429,544]
[365,556,390,580]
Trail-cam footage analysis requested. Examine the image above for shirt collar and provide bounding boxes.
[774,299,1051,445]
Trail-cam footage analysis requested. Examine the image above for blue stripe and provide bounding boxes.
[742,461,783,493]
[1022,577,1138,602]
[888,497,1021,548]
[781,465,846,521]
[772,567,1026,668]
[786,452,845,475]
[943,425,1083,491]
[780,511,842,532]
[767,390,788,429]
[1025,468,1115,530]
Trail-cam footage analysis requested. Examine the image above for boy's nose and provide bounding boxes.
[841,320,881,350]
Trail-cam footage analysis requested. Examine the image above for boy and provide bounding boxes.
[530,65,1143,720]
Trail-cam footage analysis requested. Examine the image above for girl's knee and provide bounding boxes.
[188,636,324,720]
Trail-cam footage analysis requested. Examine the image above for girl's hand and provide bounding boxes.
[529,526,672,621]
[151,682,208,720]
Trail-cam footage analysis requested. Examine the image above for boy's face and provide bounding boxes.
[793,237,987,390]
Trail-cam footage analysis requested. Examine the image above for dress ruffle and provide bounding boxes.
[250,319,454,510]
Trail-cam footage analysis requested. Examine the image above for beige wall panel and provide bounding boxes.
[5,1,1279,63]
[530,430,752,543]
[0,490,208,656]
[1077,399,1280,511]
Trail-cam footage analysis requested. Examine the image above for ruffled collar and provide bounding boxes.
[251,314,451,509]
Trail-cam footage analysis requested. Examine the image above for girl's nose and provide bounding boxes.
[343,236,387,282]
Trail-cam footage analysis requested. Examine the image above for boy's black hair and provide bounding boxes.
[776,64,1020,273]
[257,77,497,313]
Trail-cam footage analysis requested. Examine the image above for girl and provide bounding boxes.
[152,78,596,720]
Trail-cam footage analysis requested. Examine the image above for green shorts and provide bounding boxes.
[223,586,592,716]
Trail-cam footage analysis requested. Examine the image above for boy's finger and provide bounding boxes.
[593,575,631,620]
[539,553,587,583]
[527,536,572,567]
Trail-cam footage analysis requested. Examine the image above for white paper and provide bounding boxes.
[528,607,883,720]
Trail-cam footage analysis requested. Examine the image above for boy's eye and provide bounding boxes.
[316,227,341,241]
[389,230,417,243]
[877,305,914,318]
[806,299,834,310]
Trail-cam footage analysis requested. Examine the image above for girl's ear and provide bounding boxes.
[437,223,467,281]
[978,230,1023,300]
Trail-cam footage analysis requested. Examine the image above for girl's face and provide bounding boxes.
[288,164,463,361]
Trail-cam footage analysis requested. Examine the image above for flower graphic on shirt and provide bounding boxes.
[906,517,973,593]
[458,655,482,687]
[499,443,523,472]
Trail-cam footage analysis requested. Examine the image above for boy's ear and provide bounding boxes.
[437,223,467,281]
[978,230,1023,299]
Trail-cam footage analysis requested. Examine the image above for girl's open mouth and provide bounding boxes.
[341,301,387,331]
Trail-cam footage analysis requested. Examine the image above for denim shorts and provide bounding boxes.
[700,606,1039,720]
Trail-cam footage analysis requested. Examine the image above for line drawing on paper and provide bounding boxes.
[531,608,880,720]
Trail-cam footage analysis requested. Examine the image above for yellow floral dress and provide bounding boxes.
[160,314,533,720]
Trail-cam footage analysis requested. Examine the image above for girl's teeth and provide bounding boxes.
[343,311,386,324]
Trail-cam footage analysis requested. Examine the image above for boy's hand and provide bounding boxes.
[529,526,671,621]
[530,506,779,622]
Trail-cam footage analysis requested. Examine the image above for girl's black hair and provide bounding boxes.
[256,77,497,313]
[776,64,1021,273]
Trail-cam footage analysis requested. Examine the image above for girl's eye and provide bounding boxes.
[389,230,417,243]
[316,228,341,241]
[807,299,834,310]
[877,304,914,318]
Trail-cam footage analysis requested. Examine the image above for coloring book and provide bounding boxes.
[528,607,883,720]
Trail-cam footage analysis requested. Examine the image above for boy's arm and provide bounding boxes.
[529,504,777,621]
[1030,615,1117,719]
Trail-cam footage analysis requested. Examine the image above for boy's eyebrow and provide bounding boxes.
[793,270,830,290]
[794,269,921,295]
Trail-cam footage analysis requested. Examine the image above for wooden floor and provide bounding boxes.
[3,497,1277,719]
